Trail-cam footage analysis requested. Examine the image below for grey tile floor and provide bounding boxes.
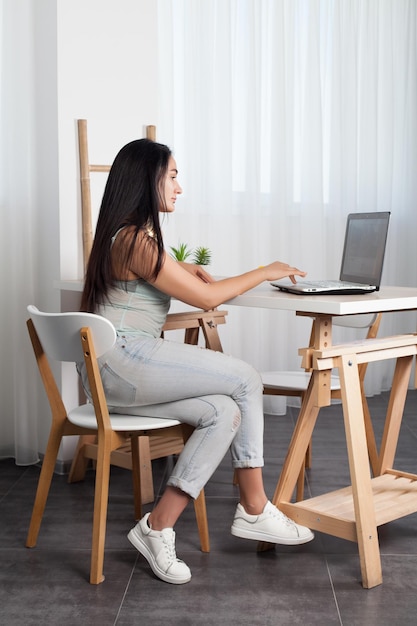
[1,390,417,625]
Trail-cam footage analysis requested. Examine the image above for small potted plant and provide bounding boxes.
[170,243,212,266]
[169,242,193,262]
[192,246,212,266]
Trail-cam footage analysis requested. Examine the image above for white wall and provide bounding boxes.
[57,0,159,280]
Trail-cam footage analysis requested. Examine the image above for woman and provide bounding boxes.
[79,138,314,585]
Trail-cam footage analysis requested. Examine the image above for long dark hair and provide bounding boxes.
[81,138,171,313]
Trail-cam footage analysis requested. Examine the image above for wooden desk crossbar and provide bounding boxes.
[268,330,417,589]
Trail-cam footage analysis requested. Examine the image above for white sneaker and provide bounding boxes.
[231,501,314,545]
[128,513,191,584]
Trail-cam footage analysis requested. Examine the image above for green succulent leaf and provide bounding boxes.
[169,242,193,262]
[192,246,212,266]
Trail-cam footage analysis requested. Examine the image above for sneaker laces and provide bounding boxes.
[161,529,180,567]
[267,504,295,529]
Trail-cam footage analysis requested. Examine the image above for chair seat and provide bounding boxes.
[261,370,341,391]
[69,403,181,431]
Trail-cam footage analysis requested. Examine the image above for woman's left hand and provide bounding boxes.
[178,262,215,284]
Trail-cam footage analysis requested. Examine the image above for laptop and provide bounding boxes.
[272,211,390,295]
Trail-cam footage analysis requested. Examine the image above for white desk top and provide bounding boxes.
[225,284,417,316]
[56,280,417,317]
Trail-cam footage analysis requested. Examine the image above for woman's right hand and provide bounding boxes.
[262,261,307,284]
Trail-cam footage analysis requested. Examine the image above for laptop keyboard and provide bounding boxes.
[301,280,365,288]
[301,280,343,287]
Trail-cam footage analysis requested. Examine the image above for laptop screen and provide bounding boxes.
[340,212,390,288]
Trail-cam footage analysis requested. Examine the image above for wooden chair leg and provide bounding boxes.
[130,434,143,521]
[137,436,154,506]
[193,489,210,552]
[26,426,63,548]
[89,437,112,585]
[181,423,210,552]
[68,434,97,483]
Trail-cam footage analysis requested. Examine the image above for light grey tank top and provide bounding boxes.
[97,281,170,338]
[96,228,171,338]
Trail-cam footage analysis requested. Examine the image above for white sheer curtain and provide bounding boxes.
[2,0,416,463]
[0,1,41,464]
[158,0,417,410]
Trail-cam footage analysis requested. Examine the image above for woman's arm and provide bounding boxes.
[177,261,215,284]
[150,253,307,310]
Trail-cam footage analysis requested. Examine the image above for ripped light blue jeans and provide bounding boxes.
[77,335,264,499]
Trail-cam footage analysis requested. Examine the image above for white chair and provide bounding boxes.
[262,313,382,499]
[26,305,209,584]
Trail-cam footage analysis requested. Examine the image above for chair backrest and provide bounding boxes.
[333,313,380,330]
[27,305,116,363]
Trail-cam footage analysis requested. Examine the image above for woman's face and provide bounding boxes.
[161,156,182,212]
